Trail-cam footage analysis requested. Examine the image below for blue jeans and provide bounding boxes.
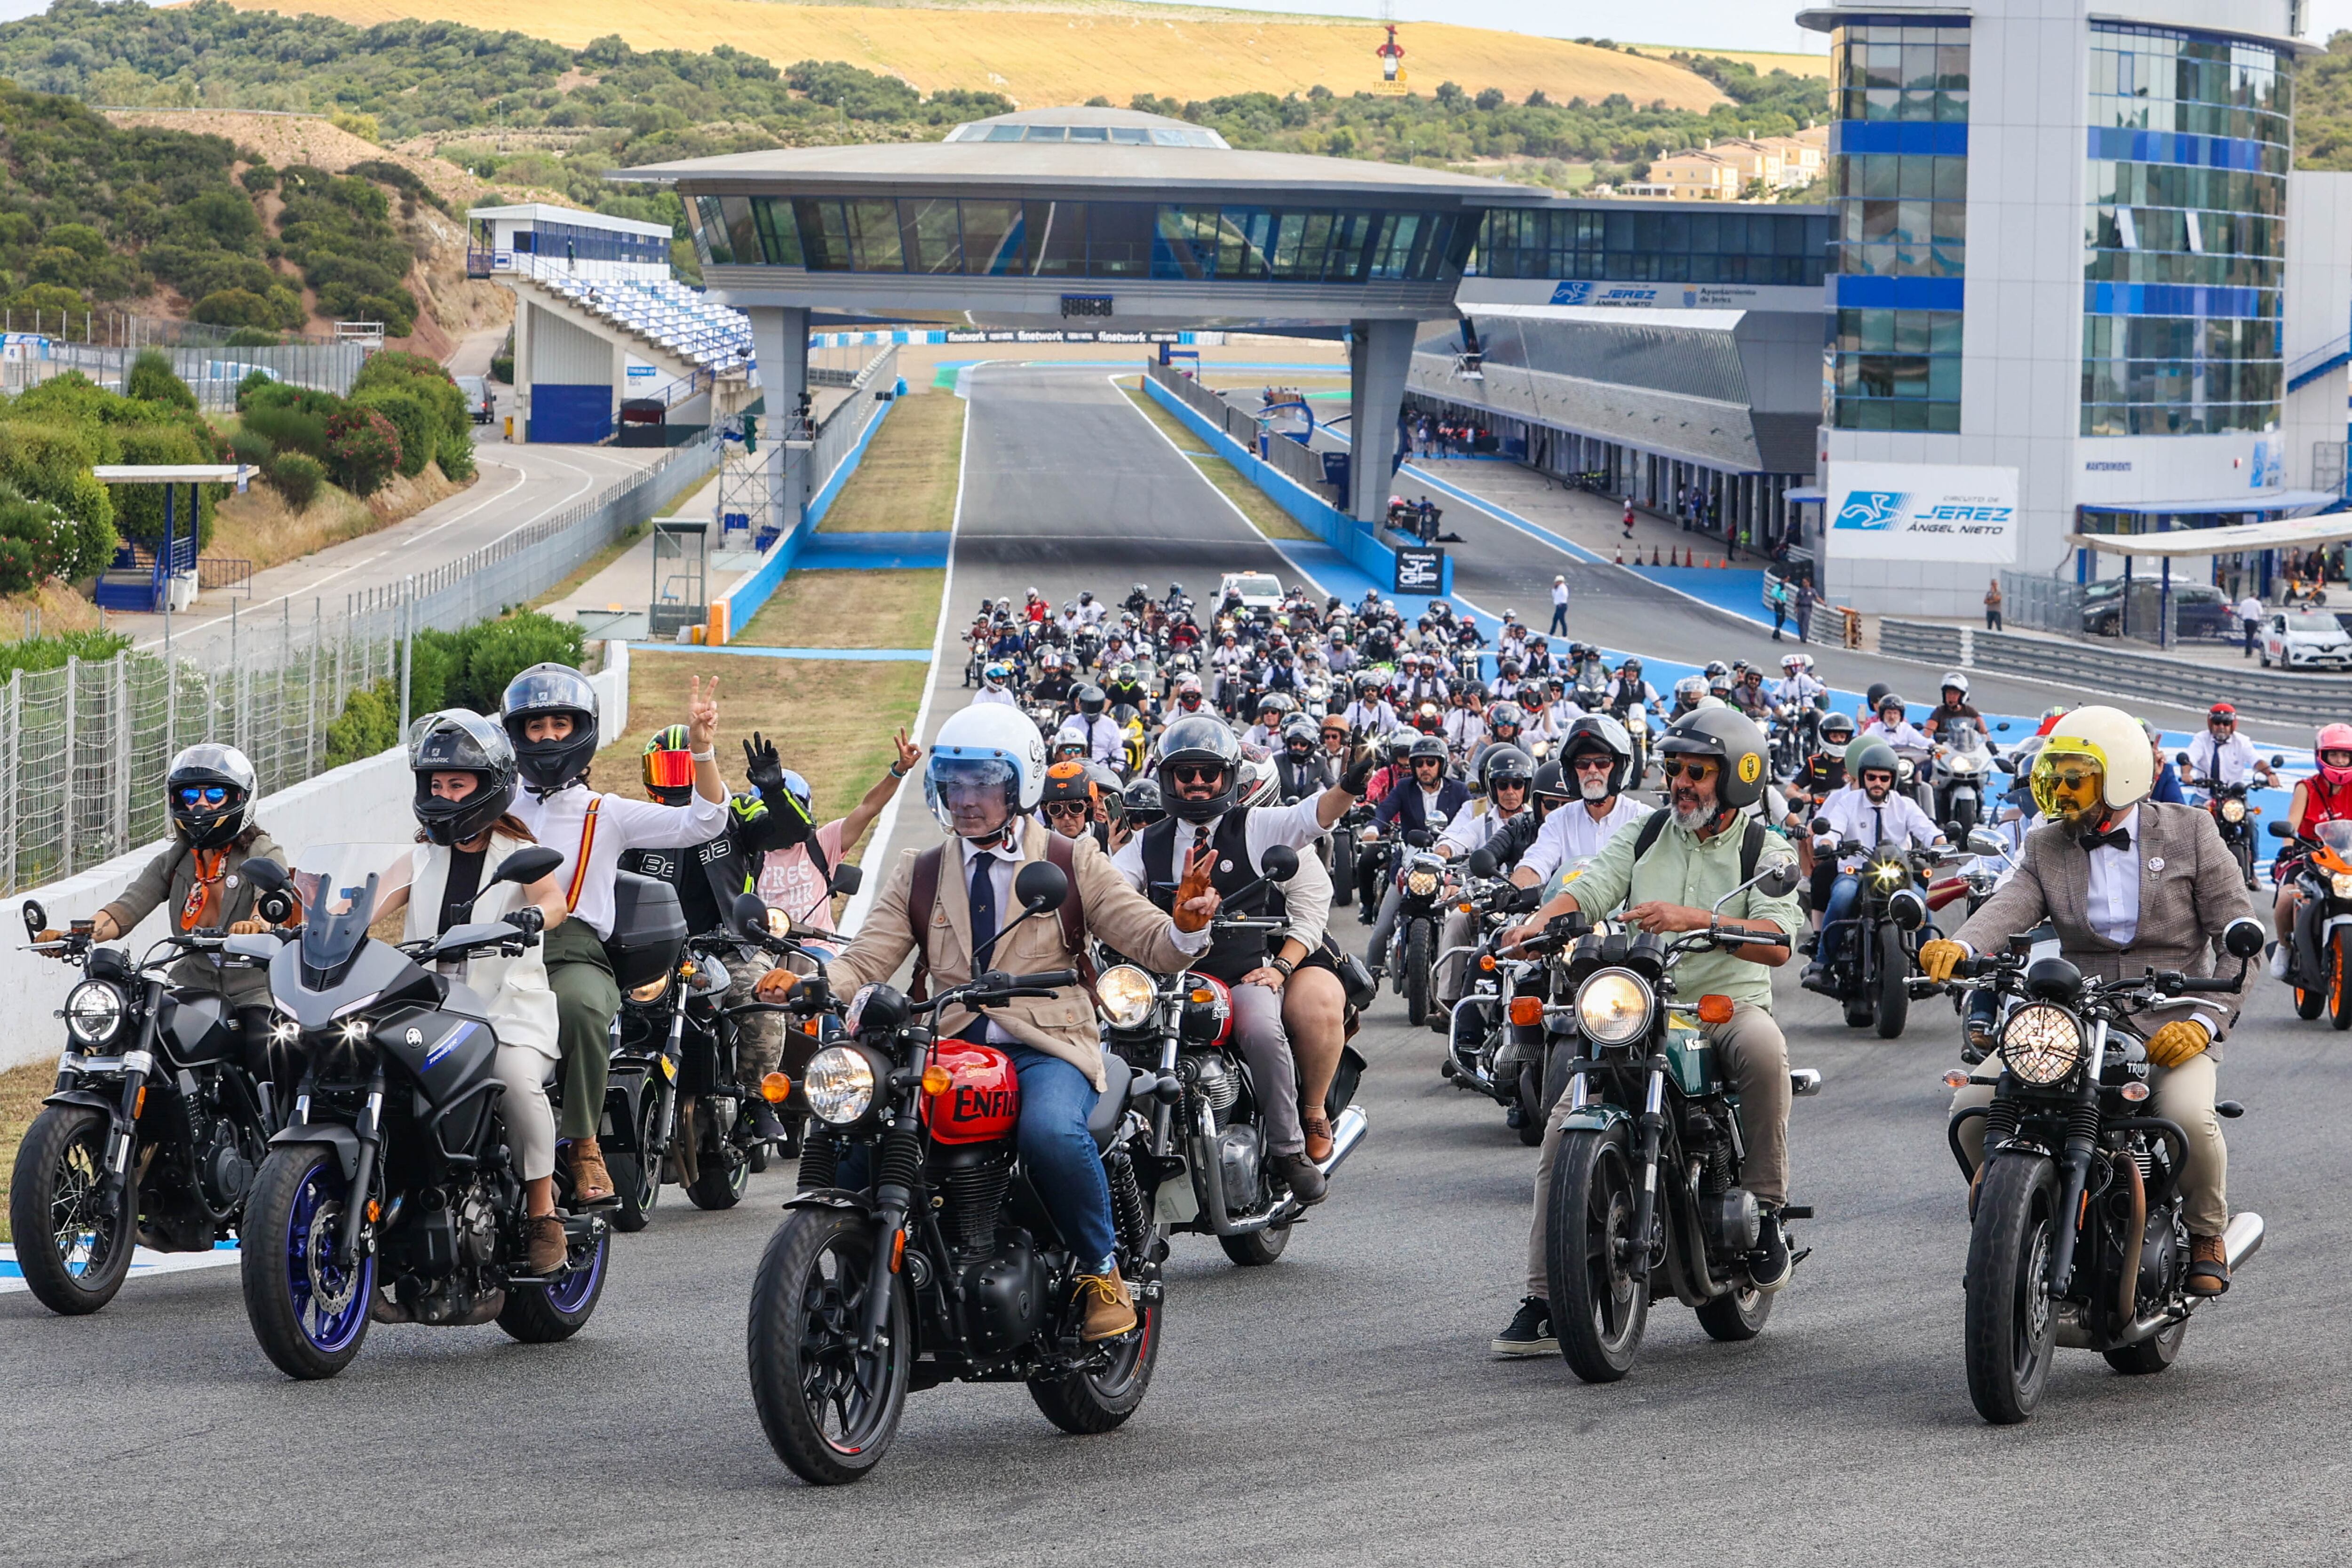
[1818,873,1861,967]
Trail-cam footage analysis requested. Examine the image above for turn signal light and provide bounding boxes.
[365,1198,381,1222]
[921,1064,952,1096]
[1478,954,1496,972]
[761,1072,792,1103]
[801,1017,821,1036]
[889,1229,906,1274]
[1696,994,1735,1026]
[132,1085,146,1119]
[2121,1081,2150,1102]
[1942,1068,1971,1089]
[1190,988,1213,1004]
[1456,902,1473,914]
[1509,996,1544,1027]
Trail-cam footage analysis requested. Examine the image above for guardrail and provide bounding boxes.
[1882,617,2346,726]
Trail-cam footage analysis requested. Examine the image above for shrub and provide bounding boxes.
[449,613,584,713]
[0,420,116,572]
[239,162,278,194]
[225,327,285,348]
[324,406,400,495]
[227,427,274,468]
[0,630,133,685]
[192,288,278,327]
[126,350,197,410]
[111,424,219,549]
[325,677,399,767]
[243,384,342,460]
[437,429,476,481]
[351,386,435,478]
[0,481,74,593]
[265,452,323,512]
[233,369,278,411]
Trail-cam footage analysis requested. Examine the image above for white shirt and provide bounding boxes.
[1516,795,1650,886]
[1109,797,1332,937]
[1813,785,1941,872]
[1083,713,1124,766]
[2084,805,2141,945]
[2239,595,2265,626]
[1343,700,1396,733]
[509,784,727,941]
[972,686,1017,707]
[1863,717,1931,749]
[1551,581,1570,607]
[1440,803,1527,858]
[2185,730,2261,787]
[1772,674,1826,707]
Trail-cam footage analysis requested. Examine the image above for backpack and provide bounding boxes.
[904,830,1089,1003]
[1629,808,1767,891]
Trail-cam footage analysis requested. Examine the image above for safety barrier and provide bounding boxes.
[1881,617,2345,726]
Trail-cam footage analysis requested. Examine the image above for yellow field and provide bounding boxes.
[1627,45,1832,79]
[215,0,1729,111]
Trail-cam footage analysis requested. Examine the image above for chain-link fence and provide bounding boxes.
[1,339,368,409]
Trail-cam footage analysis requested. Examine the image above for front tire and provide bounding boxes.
[239,1145,375,1381]
[8,1106,135,1315]
[1875,923,1910,1039]
[1963,1153,2059,1425]
[1545,1124,1649,1383]
[1695,1285,1773,1342]
[2329,929,2352,1032]
[746,1209,911,1485]
[608,1087,663,1234]
[1403,919,1432,1027]
[498,1224,611,1342]
[1029,1284,1161,1433]
[688,1121,751,1210]
[1513,1065,1544,1147]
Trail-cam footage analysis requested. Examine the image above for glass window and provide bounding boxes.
[794,199,849,271]
[902,198,961,274]
[845,200,902,271]
[692,195,727,265]
[1022,126,1067,142]
[751,197,801,267]
[961,200,1024,276]
[1086,202,1154,278]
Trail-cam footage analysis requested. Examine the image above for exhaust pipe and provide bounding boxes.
[1316,1104,1369,1179]
[2223,1210,2264,1272]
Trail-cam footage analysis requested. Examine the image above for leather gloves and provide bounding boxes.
[1918,937,1967,983]
[2146,1018,2212,1069]
[742,732,786,796]
[1172,845,1216,934]
[1339,753,1378,796]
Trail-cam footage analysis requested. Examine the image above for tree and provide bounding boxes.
[324,406,401,496]
[126,350,196,410]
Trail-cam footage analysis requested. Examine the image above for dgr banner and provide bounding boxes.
[1826,462,2018,564]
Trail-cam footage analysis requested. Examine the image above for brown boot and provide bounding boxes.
[524,1213,568,1276]
[1302,1108,1335,1165]
[2186,1233,2231,1297]
[1075,1267,1139,1341]
[566,1138,616,1207]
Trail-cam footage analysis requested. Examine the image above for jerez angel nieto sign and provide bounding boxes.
[1826,462,2018,564]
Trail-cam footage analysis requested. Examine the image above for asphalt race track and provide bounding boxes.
[6,366,2348,1566]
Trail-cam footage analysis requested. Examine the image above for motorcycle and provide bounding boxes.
[746,865,1163,1485]
[1529,860,1823,1382]
[2267,818,2352,1026]
[1927,917,2267,1423]
[1931,726,1997,831]
[2181,750,2275,891]
[1436,851,1550,1142]
[1803,823,1953,1039]
[8,908,283,1314]
[1349,803,1389,920]
[1096,848,1370,1266]
[1383,830,1455,1026]
[233,844,612,1379]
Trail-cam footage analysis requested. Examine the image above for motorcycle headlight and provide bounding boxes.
[1096,963,1156,1030]
[2332,871,2352,899]
[2220,799,2246,823]
[1871,859,1907,887]
[64,980,126,1046]
[1999,1003,2084,1086]
[803,1045,876,1125]
[1407,869,1440,897]
[628,972,671,1003]
[1574,968,1653,1046]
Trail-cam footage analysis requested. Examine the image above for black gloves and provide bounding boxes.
[503,906,545,937]
[742,732,786,796]
[1340,753,1379,796]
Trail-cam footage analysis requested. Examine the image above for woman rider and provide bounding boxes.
[500,665,727,1204]
[2270,722,2352,977]
[92,745,289,1114]
[373,712,571,1277]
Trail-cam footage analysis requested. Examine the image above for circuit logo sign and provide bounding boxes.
[1834,491,1907,531]
[1549,282,1661,307]
[1822,463,2019,564]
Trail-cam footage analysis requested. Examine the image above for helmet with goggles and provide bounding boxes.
[2028,704,2152,823]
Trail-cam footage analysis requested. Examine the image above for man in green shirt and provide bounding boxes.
[1488,708,1804,1358]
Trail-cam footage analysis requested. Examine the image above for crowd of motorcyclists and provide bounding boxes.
[8,563,2321,1461]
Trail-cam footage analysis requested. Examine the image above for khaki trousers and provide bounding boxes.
[1949,1051,2226,1236]
[1525,1002,1789,1297]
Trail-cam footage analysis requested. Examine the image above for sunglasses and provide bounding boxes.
[1168,764,1226,787]
[2045,770,2099,791]
[2209,718,2235,727]
[1044,801,1092,820]
[176,785,230,807]
[1659,758,1717,782]
[1572,756,1615,772]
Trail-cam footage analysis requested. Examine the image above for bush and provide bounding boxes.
[447,613,584,713]
[126,350,197,410]
[324,406,400,495]
[265,452,323,512]
[225,328,285,348]
[0,420,116,572]
[351,386,435,478]
[0,480,75,593]
[192,288,278,328]
[489,351,512,385]
[233,369,278,411]
[325,677,399,767]
[437,429,476,481]
[227,428,273,468]
[0,630,133,685]
[111,424,219,549]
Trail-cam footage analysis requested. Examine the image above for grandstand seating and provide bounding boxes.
[547,277,756,379]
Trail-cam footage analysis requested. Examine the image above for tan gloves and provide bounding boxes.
[1918,938,1967,984]
[1172,844,1218,934]
[2146,1018,2211,1070]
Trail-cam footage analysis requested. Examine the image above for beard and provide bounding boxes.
[1670,790,1711,831]
[1579,775,1610,801]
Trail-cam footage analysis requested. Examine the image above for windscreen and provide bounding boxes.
[293,844,408,971]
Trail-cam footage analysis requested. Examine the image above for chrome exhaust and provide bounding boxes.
[1316,1104,1369,1179]
[2223,1210,2264,1271]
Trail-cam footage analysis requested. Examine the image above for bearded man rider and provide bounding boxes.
[1921,704,2252,1296]
[1802,737,1943,992]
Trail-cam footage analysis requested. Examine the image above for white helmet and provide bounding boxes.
[926,704,1048,833]
[1940,669,1971,698]
[2030,704,2152,820]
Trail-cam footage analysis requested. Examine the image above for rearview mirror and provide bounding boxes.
[1258,844,1300,882]
[242,859,289,893]
[732,891,771,934]
[828,862,863,897]
[20,899,43,940]
[1014,860,1068,913]
[1756,861,1803,899]
[2176,751,2191,767]
[2223,917,2266,960]
[1967,828,2006,857]
[1466,848,1498,879]
[1810,816,1832,836]
[2267,820,2293,840]
[493,845,564,887]
[1996,721,2010,732]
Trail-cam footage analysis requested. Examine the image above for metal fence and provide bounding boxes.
[716,345,898,546]
[1996,572,2088,637]
[2,339,369,408]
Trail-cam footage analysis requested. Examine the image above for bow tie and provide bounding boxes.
[2078,825,2130,853]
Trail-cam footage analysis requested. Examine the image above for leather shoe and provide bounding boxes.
[523,1213,567,1275]
[2187,1233,2231,1297]
[564,1138,618,1207]
[1302,1109,1335,1164]
[1075,1266,1139,1341]
[1273,1151,1328,1206]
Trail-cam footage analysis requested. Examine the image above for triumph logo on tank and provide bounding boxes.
[1825,462,2018,564]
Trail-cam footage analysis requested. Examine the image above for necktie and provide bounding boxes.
[2079,825,2130,853]
[1872,806,1884,850]
[967,851,999,963]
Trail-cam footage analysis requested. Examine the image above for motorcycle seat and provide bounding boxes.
[1089,1057,1136,1150]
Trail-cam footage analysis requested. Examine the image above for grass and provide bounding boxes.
[817,393,963,533]
[207,459,471,577]
[738,568,945,649]
[529,522,646,611]
[1120,384,1319,543]
[0,1058,52,1243]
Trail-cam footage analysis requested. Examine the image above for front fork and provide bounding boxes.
[650,1005,688,1161]
[337,1066,387,1269]
[2042,1029,2106,1298]
[1627,1056,1668,1281]
[97,979,168,1221]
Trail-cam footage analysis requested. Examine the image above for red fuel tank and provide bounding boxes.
[922,1040,1020,1144]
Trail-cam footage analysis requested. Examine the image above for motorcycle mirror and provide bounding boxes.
[1943,820,1964,839]
[1466,848,1498,878]
[493,845,564,887]
[1888,887,1927,931]
[1966,828,2006,857]
[1810,816,1833,836]
[255,888,296,926]
[2222,917,2266,960]
[2176,750,2191,767]
[1258,844,1301,882]
[1756,860,1803,899]
[241,859,290,894]
[1404,828,1434,848]
[2266,820,2293,840]
[828,862,864,897]
[1994,755,2017,773]
[1996,721,2010,732]
[1014,860,1069,913]
[20,899,44,940]
[732,891,772,934]
[2273,754,2286,767]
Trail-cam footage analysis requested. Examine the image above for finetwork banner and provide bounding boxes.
[1825,462,2018,564]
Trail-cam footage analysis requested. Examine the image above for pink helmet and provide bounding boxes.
[2319,723,2352,785]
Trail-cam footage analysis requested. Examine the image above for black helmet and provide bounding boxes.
[166,742,258,849]
[1559,714,1634,796]
[1819,711,1857,744]
[1480,744,1535,794]
[1530,758,1572,816]
[1122,776,1166,828]
[1075,684,1108,719]
[1657,707,1771,812]
[411,710,519,847]
[501,663,599,794]
[1153,713,1244,823]
[1407,733,1447,765]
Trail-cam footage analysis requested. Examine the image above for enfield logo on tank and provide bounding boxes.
[1827,462,2018,563]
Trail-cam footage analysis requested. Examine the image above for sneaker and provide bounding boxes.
[1749,1207,1793,1294]
[1075,1267,1139,1340]
[748,1098,790,1144]
[2269,941,2291,980]
[1272,1151,1328,1206]
[1490,1296,1557,1357]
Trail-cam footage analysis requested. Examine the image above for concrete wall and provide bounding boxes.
[0,645,629,1071]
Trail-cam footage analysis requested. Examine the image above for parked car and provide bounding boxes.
[455,374,496,424]
[2082,581,2231,638]
[2260,610,2352,669]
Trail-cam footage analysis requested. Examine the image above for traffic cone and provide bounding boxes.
[1614,545,1624,565]
[1650,546,1661,566]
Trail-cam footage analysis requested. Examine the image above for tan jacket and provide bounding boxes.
[825,822,1201,1090]
[99,832,287,1006]
[1954,802,2250,1049]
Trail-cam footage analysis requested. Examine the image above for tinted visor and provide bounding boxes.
[644,749,696,790]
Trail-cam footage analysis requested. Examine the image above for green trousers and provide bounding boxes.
[545,918,621,1142]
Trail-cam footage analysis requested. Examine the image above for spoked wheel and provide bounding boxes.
[1545,1124,1649,1383]
[1695,1285,1774,1342]
[2329,929,2352,1032]
[239,1145,375,1380]
[1875,923,1910,1039]
[8,1107,135,1315]
[2103,1314,2188,1376]
[747,1209,911,1485]
[1029,1273,1161,1433]
[1963,1153,2059,1425]
[608,1089,663,1234]
[1404,919,1432,1027]
[498,1223,611,1342]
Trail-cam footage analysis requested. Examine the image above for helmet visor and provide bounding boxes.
[643,748,696,791]
[2029,738,2109,822]
[502,666,596,717]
